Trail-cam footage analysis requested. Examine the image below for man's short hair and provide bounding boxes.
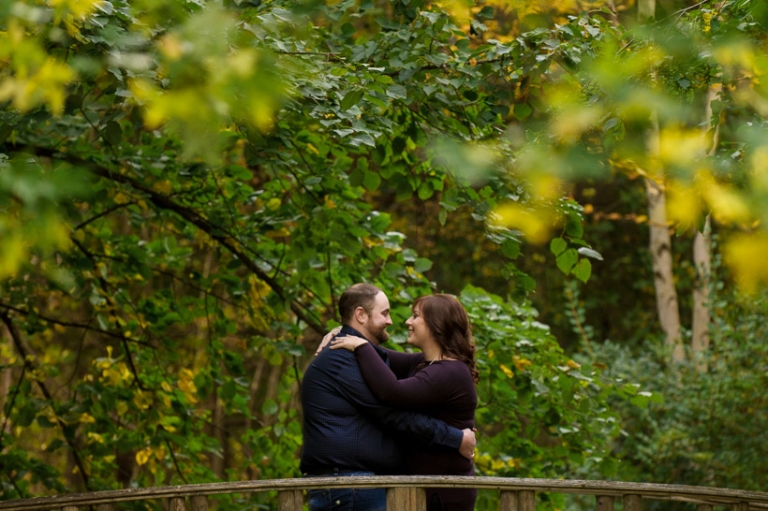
[339,283,382,324]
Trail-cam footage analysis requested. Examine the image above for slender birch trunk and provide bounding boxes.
[691,217,711,370]
[691,86,721,371]
[640,0,684,363]
[646,174,684,363]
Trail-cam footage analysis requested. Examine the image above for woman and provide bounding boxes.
[329,294,479,511]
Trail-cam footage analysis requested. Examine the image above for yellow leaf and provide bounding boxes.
[499,364,514,378]
[159,34,184,60]
[751,146,768,193]
[550,106,602,144]
[178,368,199,404]
[80,413,96,424]
[666,181,702,227]
[153,444,167,460]
[136,447,152,466]
[265,228,291,239]
[133,390,153,410]
[224,49,258,78]
[87,432,104,444]
[513,355,533,371]
[492,204,555,244]
[566,359,581,369]
[724,233,768,294]
[0,232,26,278]
[491,458,505,471]
[658,127,707,167]
[49,0,101,18]
[153,180,173,195]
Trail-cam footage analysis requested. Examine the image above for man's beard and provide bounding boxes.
[370,322,389,344]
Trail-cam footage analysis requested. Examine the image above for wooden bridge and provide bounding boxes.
[1,476,767,511]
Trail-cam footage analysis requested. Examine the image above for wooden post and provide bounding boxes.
[169,497,185,511]
[597,496,614,511]
[623,494,642,511]
[500,491,518,511]
[387,487,426,511]
[190,496,208,511]
[519,490,535,511]
[95,505,114,511]
[697,505,713,511]
[732,503,749,511]
[278,490,304,511]
[62,506,79,511]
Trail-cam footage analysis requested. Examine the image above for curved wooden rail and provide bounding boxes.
[0,476,765,511]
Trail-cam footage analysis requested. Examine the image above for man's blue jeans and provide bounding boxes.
[307,471,385,511]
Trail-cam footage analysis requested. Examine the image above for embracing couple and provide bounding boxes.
[300,283,478,511]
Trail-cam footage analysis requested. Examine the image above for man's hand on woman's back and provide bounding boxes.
[459,428,476,460]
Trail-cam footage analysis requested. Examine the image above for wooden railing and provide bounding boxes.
[1,476,767,511]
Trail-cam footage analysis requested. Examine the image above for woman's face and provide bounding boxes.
[405,304,435,350]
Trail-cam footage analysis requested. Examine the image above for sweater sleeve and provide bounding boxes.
[354,343,456,408]
[384,348,423,379]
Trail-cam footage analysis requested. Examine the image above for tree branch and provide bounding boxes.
[74,201,138,231]
[0,364,27,450]
[0,311,92,491]
[0,302,152,346]
[6,144,325,333]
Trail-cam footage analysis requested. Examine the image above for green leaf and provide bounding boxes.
[262,399,278,415]
[363,170,381,191]
[513,103,532,120]
[386,85,407,99]
[603,117,619,131]
[630,394,650,408]
[45,439,64,453]
[417,181,433,200]
[565,213,584,238]
[104,121,122,146]
[340,90,364,111]
[414,257,433,272]
[556,248,578,275]
[572,259,592,283]
[550,237,567,256]
[350,133,376,147]
[221,379,237,401]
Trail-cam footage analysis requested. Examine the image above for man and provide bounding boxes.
[300,283,476,511]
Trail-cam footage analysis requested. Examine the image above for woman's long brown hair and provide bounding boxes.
[415,294,479,383]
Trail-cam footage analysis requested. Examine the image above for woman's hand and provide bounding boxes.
[330,335,368,351]
[315,326,342,355]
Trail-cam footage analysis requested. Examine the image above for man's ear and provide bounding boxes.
[353,306,368,324]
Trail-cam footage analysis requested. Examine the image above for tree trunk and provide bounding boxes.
[0,323,12,433]
[640,0,684,364]
[691,86,721,371]
[646,177,684,363]
[691,217,711,371]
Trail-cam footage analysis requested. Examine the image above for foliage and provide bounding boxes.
[459,285,659,510]
[589,288,768,496]
[2,0,768,507]
[0,0,624,506]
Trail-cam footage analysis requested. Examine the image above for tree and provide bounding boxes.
[0,0,635,506]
